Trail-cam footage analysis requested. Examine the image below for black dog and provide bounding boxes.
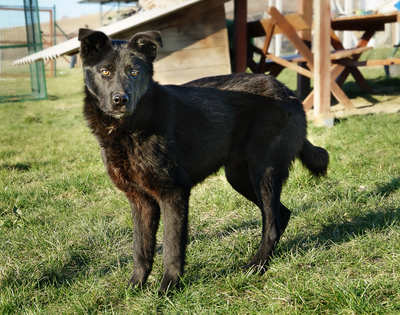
[78,28,329,293]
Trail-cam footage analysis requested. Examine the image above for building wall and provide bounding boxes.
[154,4,231,84]
[111,0,231,85]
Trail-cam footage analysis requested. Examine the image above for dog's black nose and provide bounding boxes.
[113,94,129,106]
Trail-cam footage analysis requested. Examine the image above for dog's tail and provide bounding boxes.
[298,139,329,177]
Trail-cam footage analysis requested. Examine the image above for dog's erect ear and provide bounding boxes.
[78,29,111,62]
[128,31,163,63]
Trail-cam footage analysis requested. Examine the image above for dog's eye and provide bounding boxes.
[102,69,110,76]
[131,70,139,76]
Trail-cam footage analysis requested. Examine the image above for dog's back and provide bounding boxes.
[182,73,327,177]
[158,73,308,183]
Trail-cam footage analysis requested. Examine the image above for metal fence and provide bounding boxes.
[0,0,47,102]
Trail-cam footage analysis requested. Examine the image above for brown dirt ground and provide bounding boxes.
[307,97,400,120]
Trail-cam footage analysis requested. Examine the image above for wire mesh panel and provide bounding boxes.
[0,0,47,102]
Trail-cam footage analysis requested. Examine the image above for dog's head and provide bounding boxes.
[78,29,162,119]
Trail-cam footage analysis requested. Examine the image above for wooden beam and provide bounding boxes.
[268,7,314,68]
[331,11,400,31]
[233,0,247,73]
[335,30,375,87]
[247,13,309,38]
[266,54,313,78]
[297,0,312,99]
[303,62,356,112]
[351,58,400,67]
[313,0,333,126]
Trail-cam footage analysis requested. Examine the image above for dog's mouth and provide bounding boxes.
[107,106,133,119]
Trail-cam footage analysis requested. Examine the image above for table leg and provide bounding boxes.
[335,30,375,88]
[303,62,356,112]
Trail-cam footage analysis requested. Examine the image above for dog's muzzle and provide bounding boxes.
[113,93,129,106]
[109,93,133,118]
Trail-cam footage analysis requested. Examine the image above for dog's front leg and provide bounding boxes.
[126,192,160,289]
[159,187,190,293]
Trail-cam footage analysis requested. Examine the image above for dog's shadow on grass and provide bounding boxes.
[1,161,52,172]
[275,175,400,262]
[1,162,33,172]
[29,249,133,291]
[184,176,400,285]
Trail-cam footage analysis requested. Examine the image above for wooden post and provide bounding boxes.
[49,8,55,78]
[313,0,333,126]
[297,0,312,99]
[233,0,247,73]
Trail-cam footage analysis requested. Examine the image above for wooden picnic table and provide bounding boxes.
[244,6,373,114]
[232,1,400,125]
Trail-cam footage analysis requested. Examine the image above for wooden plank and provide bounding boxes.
[268,7,314,69]
[302,91,314,111]
[155,46,230,72]
[115,3,226,40]
[330,63,347,81]
[329,28,372,91]
[329,46,372,60]
[350,58,400,67]
[303,62,352,112]
[148,3,231,84]
[154,64,231,84]
[336,30,375,87]
[313,0,333,122]
[284,47,372,63]
[268,64,285,77]
[330,29,344,50]
[265,53,313,78]
[331,11,400,31]
[297,0,312,99]
[258,22,275,73]
[331,82,356,111]
[247,13,309,38]
[159,28,228,53]
[349,67,372,91]
[158,5,226,38]
[298,0,312,42]
[112,0,228,40]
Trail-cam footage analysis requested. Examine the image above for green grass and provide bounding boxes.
[1,67,400,314]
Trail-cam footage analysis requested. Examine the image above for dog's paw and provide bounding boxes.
[127,270,148,290]
[158,273,180,294]
[244,260,269,275]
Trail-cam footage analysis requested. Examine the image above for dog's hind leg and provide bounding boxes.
[225,162,259,205]
[246,163,289,271]
[225,162,291,238]
[127,192,160,289]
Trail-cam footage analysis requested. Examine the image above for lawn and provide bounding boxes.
[0,66,400,314]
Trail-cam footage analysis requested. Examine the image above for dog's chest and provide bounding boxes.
[103,134,174,197]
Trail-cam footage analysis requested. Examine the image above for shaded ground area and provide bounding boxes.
[306,67,400,119]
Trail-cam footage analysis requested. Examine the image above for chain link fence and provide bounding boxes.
[0,0,47,102]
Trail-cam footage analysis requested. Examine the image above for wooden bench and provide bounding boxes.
[350,58,400,67]
[249,46,373,79]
